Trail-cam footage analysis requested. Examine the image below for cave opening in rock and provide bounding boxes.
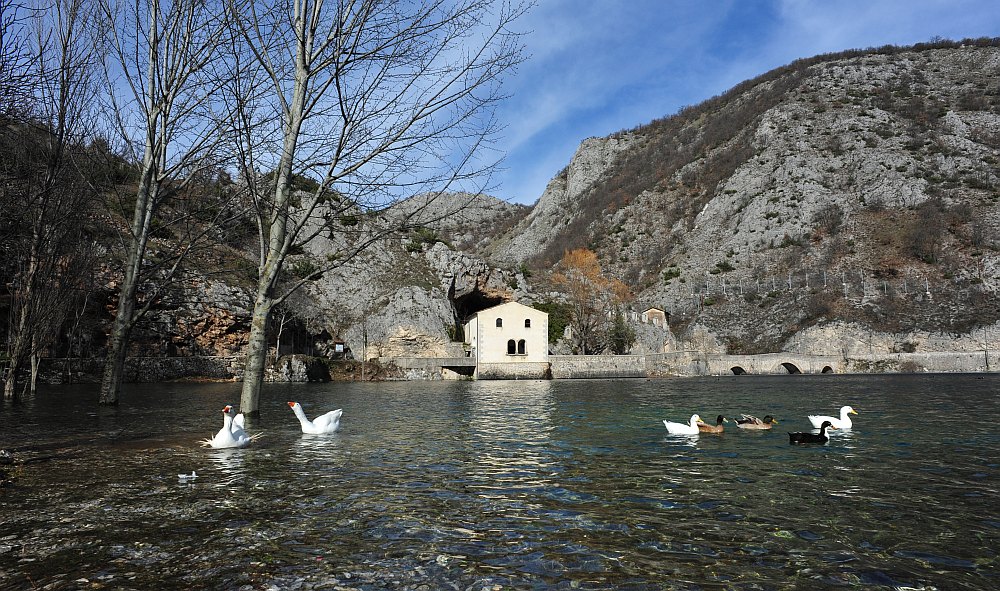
[449,288,505,342]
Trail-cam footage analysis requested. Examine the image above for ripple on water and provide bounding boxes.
[3,376,1000,590]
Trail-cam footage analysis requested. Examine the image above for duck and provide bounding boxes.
[789,420,836,444]
[697,415,729,433]
[201,405,254,448]
[288,402,343,434]
[736,414,778,430]
[807,405,857,429]
[663,414,702,435]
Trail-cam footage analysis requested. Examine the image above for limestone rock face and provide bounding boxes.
[295,234,516,360]
[139,275,252,357]
[481,43,1000,355]
[489,135,636,265]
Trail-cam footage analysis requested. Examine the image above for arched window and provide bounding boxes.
[517,339,526,354]
[524,318,531,328]
[496,317,503,328]
[507,339,516,354]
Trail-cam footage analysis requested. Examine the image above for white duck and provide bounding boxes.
[201,405,253,448]
[663,414,702,435]
[808,405,858,429]
[288,401,343,434]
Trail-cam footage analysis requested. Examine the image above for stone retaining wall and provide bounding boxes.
[38,355,338,384]
[39,356,243,384]
[477,362,551,380]
[549,355,646,379]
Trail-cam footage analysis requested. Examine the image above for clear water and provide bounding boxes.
[1,375,998,590]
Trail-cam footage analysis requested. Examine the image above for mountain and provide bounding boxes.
[15,39,1000,382]
[481,39,1000,356]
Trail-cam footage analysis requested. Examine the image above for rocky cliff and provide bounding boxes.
[41,40,1000,372]
[481,40,1000,357]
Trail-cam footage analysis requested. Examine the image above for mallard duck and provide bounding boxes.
[736,414,778,430]
[663,414,702,435]
[807,405,857,429]
[789,420,836,444]
[697,414,729,433]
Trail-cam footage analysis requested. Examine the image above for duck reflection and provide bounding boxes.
[663,433,700,448]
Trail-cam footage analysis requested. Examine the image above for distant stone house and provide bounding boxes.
[641,307,667,327]
[464,301,549,379]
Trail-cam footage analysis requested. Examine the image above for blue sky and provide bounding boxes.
[491,0,1000,204]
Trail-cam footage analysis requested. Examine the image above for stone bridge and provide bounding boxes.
[644,352,841,376]
[705,353,841,375]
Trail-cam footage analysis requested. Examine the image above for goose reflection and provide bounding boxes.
[206,448,245,489]
[294,432,345,457]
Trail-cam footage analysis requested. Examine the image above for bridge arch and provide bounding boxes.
[780,362,802,374]
[730,366,747,375]
[821,365,834,373]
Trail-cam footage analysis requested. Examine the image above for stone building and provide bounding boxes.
[641,307,667,327]
[464,301,549,379]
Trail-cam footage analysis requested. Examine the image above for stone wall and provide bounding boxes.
[39,356,243,384]
[38,354,344,384]
[477,362,550,380]
[549,355,646,379]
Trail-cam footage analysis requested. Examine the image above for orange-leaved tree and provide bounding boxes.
[552,248,632,354]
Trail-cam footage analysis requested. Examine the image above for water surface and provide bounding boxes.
[1,375,998,589]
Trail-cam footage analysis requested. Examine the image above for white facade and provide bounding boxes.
[464,301,548,364]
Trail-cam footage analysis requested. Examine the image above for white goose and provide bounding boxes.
[201,405,254,448]
[288,401,343,434]
[227,406,252,442]
[808,405,858,430]
[663,414,702,435]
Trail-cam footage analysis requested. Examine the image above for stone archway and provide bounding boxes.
[780,362,802,374]
[730,366,747,375]
[821,365,834,374]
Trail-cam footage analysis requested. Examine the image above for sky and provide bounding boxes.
[490,0,1000,205]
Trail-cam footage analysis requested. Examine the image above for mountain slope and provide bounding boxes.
[487,39,1000,354]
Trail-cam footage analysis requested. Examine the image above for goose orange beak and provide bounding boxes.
[287,401,296,408]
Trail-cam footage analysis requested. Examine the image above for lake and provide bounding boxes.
[1,374,998,590]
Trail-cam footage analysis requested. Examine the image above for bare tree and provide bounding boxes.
[0,0,34,120]
[96,0,232,405]
[226,0,529,415]
[2,0,100,399]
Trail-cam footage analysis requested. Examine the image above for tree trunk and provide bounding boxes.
[239,292,273,417]
[3,356,20,400]
[99,315,131,405]
[99,237,142,405]
[29,351,38,395]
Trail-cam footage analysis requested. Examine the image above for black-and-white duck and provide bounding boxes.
[789,420,836,445]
